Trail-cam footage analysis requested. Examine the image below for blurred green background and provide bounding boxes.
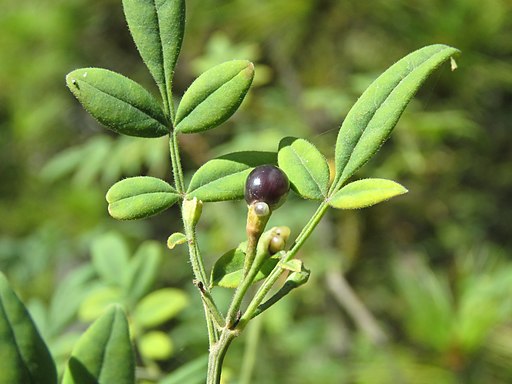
[1,0,512,383]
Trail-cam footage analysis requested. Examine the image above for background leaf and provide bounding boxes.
[175,60,255,133]
[278,137,330,200]
[328,178,408,209]
[123,241,162,305]
[331,44,459,192]
[133,288,188,328]
[62,306,134,384]
[0,272,57,384]
[159,355,208,384]
[122,0,185,112]
[187,151,276,202]
[91,232,130,287]
[106,176,180,220]
[139,331,174,361]
[66,68,168,137]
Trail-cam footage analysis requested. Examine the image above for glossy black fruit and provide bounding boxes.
[245,165,289,210]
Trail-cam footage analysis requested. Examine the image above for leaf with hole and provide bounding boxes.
[66,68,168,137]
[331,44,459,192]
[328,178,407,209]
[62,306,134,384]
[278,137,330,200]
[122,0,185,109]
[106,176,180,220]
[0,272,57,384]
[187,151,276,202]
[175,60,255,133]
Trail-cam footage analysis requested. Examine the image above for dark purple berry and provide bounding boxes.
[245,165,289,210]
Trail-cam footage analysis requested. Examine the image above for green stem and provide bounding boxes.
[239,202,329,328]
[169,132,186,193]
[207,330,236,384]
[182,210,219,343]
[196,281,225,330]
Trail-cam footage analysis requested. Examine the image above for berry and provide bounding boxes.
[245,165,289,210]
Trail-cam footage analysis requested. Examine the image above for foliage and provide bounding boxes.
[1,0,512,383]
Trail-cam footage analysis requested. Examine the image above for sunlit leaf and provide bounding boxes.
[328,178,407,209]
[167,232,187,249]
[187,151,276,202]
[175,60,254,133]
[66,68,168,137]
[122,0,185,110]
[106,176,180,220]
[332,44,459,192]
[278,137,330,200]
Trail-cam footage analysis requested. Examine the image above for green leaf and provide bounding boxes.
[187,151,276,202]
[167,232,187,249]
[123,241,162,305]
[106,176,180,220]
[0,272,57,384]
[210,247,278,289]
[66,68,168,137]
[175,60,255,133]
[159,355,208,384]
[278,137,330,200]
[91,232,130,287]
[332,44,459,191]
[139,331,174,361]
[133,288,188,328]
[48,266,95,337]
[62,306,134,384]
[122,0,185,109]
[328,178,407,209]
[78,286,123,322]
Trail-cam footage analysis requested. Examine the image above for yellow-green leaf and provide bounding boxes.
[133,289,188,328]
[331,44,459,192]
[328,178,407,209]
